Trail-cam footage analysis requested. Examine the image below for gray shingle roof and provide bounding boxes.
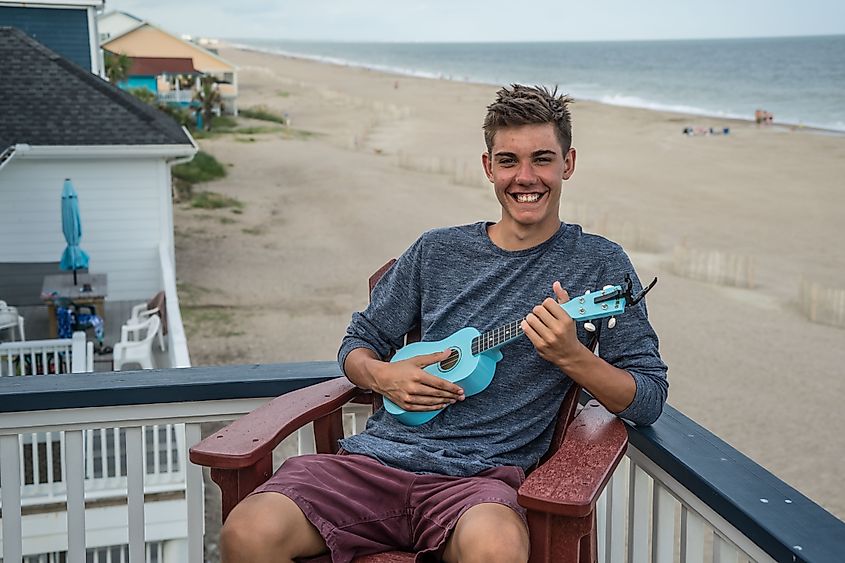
[0,26,192,150]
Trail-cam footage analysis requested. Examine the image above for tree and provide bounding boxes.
[194,76,222,131]
[104,52,132,85]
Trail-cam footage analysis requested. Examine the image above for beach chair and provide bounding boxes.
[0,300,25,341]
[190,261,628,562]
[113,314,160,371]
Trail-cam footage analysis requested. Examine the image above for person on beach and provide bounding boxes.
[219,84,668,563]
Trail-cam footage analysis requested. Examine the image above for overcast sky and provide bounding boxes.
[104,0,845,43]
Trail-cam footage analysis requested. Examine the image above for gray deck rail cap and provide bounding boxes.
[0,361,343,413]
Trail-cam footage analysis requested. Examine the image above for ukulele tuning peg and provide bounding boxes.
[585,322,597,332]
[608,317,617,329]
[584,290,590,295]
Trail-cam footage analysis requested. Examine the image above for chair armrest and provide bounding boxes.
[518,400,628,518]
[189,377,368,470]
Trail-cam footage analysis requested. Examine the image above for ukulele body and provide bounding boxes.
[383,327,503,426]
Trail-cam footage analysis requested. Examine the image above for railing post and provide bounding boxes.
[126,426,146,563]
[185,423,205,563]
[1,434,23,563]
[65,429,87,563]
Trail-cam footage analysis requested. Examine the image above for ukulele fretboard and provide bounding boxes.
[471,319,524,355]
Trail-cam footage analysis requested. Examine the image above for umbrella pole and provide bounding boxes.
[73,269,78,285]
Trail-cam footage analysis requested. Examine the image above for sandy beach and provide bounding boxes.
[176,46,845,521]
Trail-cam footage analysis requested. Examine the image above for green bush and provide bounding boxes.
[240,106,288,124]
[173,151,227,184]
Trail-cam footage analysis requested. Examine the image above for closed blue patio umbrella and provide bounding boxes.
[59,178,89,285]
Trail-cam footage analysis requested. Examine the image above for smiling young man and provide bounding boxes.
[219,85,668,563]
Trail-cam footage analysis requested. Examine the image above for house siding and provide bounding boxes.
[0,157,171,301]
[0,6,91,70]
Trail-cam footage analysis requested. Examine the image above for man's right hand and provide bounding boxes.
[346,348,465,412]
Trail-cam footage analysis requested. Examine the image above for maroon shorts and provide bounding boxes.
[252,453,527,563]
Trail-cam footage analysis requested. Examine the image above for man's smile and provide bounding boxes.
[510,192,546,204]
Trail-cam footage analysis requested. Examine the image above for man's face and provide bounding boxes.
[482,123,576,234]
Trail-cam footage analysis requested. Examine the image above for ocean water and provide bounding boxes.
[232,35,845,132]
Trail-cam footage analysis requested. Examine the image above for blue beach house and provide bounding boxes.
[0,0,103,75]
[118,55,203,107]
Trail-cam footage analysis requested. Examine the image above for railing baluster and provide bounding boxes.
[126,426,146,563]
[166,423,174,473]
[1,434,24,563]
[153,424,161,476]
[628,461,652,563]
[100,427,108,479]
[33,431,42,486]
[115,427,123,477]
[185,423,205,563]
[46,430,55,491]
[652,482,676,563]
[681,505,705,563]
[297,422,316,455]
[65,429,87,563]
[596,482,608,563]
[607,456,628,563]
[86,428,95,479]
[713,531,739,562]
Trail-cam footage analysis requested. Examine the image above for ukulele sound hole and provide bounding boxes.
[439,348,461,372]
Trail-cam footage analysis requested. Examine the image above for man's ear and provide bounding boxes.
[481,152,494,182]
[562,147,577,180]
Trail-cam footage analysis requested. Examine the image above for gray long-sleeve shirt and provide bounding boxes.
[338,222,667,477]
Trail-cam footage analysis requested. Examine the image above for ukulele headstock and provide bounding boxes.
[563,275,658,323]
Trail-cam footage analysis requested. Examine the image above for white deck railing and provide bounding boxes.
[2,365,841,562]
[158,242,190,369]
[157,91,194,104]
[0,332,91,376]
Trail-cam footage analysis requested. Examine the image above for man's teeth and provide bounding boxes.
[515,193,540,203]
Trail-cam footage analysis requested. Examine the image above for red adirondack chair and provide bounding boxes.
[190,261,628,562]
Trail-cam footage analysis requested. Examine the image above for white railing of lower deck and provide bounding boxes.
[0,332,91,377]
[158,242,190,369]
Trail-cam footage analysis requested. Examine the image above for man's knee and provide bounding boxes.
[446,503,529,563]
[220,492,326,562]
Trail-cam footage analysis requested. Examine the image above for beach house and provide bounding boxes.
[0,24,197,562]
[99,14,238,115]
[0,0,103,75]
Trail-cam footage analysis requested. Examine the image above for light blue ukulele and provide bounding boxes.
[384,275,657,426]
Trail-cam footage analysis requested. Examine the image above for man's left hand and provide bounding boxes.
[521,281,585,369]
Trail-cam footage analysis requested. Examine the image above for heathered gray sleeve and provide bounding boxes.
[337,236,426,374]
[598,248,668,425]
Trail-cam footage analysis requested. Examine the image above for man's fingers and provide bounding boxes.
[413,349,453,368]
[553,281,570,304]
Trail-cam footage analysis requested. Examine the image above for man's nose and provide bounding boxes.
[515,161,537,184]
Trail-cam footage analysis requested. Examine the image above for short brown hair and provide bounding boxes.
[483,84,574,153]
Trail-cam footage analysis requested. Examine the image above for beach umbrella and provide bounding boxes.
[59,178,89,285]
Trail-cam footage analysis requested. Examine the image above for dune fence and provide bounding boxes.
[799,279,845,328]
[671,244,756,288]
[396,153,489,189]
[564,203,663,253]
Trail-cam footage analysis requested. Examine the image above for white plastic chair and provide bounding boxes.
[0,300,25,342]
[113,314,160,371]
[124,304,165,351]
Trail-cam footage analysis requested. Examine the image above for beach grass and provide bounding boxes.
[190,191,244,211]
[240,105,289,124]
[173,151,227,184]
